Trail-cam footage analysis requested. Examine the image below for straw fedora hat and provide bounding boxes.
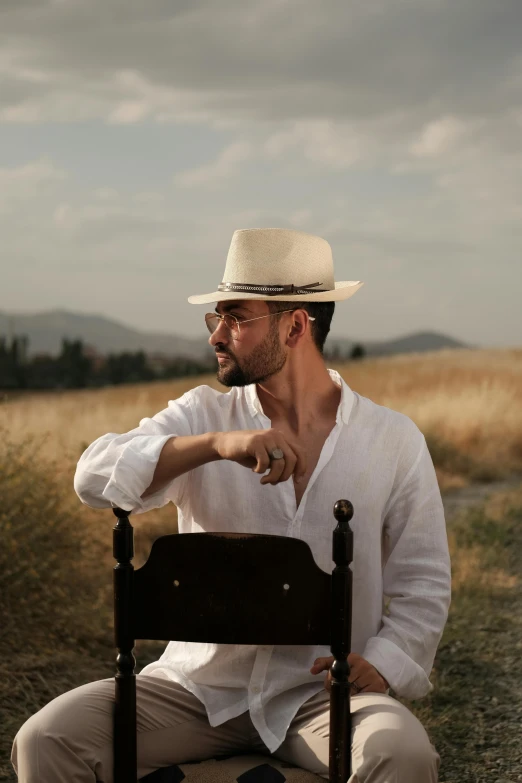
[187,227,364,304]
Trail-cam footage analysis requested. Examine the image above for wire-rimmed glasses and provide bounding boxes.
[205,310,315,339]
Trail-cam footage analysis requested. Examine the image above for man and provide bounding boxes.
[12,227,451,782]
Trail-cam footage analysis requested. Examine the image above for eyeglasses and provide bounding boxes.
[205,310,315,339]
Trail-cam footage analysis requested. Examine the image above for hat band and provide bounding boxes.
[217,281,331,296]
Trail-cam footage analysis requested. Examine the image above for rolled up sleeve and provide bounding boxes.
[362,434,452,699]
[73,393,193,515]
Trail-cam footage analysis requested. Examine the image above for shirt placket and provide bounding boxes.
[285,422,342,539]
[247,392,343,744]
[252,408,296,522]
[252,403,343,533]
[248,644,272,730]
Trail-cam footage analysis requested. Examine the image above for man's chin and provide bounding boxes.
[216,363,248,387]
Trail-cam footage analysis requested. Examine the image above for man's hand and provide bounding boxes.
[310,653,390,694]
[214,428,307,485]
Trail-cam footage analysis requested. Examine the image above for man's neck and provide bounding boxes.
[255,365,341,436]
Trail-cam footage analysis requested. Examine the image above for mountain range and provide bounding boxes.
[0,309,471,360]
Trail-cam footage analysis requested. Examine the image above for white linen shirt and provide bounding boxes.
[74,369,451,753]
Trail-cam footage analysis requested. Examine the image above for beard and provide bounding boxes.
[216,322,287,387]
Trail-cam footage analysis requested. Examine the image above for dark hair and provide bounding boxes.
[266,300,335,354]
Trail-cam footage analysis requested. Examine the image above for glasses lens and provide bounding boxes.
[205,314,220,334]
[205,314,239,336]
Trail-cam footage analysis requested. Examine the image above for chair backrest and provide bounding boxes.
[132,531,332,645]
[112,500,355,783]
[113,500,353,653]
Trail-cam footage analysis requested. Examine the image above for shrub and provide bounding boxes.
[0,426,112,656]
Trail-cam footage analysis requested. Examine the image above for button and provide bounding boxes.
[251,686,260,694]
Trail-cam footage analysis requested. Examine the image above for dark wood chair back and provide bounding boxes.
[112,499,354,783]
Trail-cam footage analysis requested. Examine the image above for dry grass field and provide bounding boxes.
[2,346,522,478]
[1,346,522,781]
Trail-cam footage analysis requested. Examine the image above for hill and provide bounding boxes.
[328,331,471,358]
[0,309,213,360]
[0,308,470,359]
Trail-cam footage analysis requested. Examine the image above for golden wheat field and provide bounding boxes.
[1,346,521,491]
[1,344,521,563]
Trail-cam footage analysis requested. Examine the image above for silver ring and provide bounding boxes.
[269,448,285,460]
[351,681,363,693]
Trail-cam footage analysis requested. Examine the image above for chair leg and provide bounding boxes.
[114,669,137,783]
[329,681,351,783]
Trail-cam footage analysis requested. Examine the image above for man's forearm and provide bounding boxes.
[140,432,222,499]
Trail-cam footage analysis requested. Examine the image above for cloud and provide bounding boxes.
[1,0,521,129]
[2,0,521,232]
[0,158,67,214]
[0,158,66,186]
[410,116,469,158]
[263,120,364,169]
[173,139,254,187]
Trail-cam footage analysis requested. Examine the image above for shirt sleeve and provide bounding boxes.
[73,392,193,515]
[362,431,452,699]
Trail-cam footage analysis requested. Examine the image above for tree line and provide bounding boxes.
[0,335,215,390]
[0,335,365,391]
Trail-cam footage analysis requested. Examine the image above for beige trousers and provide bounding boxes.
[11,671,440,782]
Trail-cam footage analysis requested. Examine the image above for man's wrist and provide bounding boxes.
[207,431,224,461]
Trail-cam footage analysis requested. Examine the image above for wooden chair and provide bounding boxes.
[112,499,355,783]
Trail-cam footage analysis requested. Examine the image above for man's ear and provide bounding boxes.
[285,311,309,347]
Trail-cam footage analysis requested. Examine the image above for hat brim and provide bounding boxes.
[188,281,364,305]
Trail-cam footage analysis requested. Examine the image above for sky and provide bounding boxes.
[1,0,521,347]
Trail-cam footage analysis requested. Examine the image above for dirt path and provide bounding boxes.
[441,475,522,521]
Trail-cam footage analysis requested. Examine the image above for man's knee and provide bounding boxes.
[367,727,440,775]
[11,711,40,774]
[11,678,115,778]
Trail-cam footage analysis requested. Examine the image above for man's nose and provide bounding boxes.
[208,319,230,348]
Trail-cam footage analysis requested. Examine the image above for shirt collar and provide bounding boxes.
[244,368,354,425]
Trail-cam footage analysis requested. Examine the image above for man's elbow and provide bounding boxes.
[73,470,112,510]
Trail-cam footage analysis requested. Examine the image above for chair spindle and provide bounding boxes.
[113,507,138,783]
[329,499,354,783]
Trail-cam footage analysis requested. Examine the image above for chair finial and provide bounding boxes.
[112,506,130,519]
[333,499,354,523]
